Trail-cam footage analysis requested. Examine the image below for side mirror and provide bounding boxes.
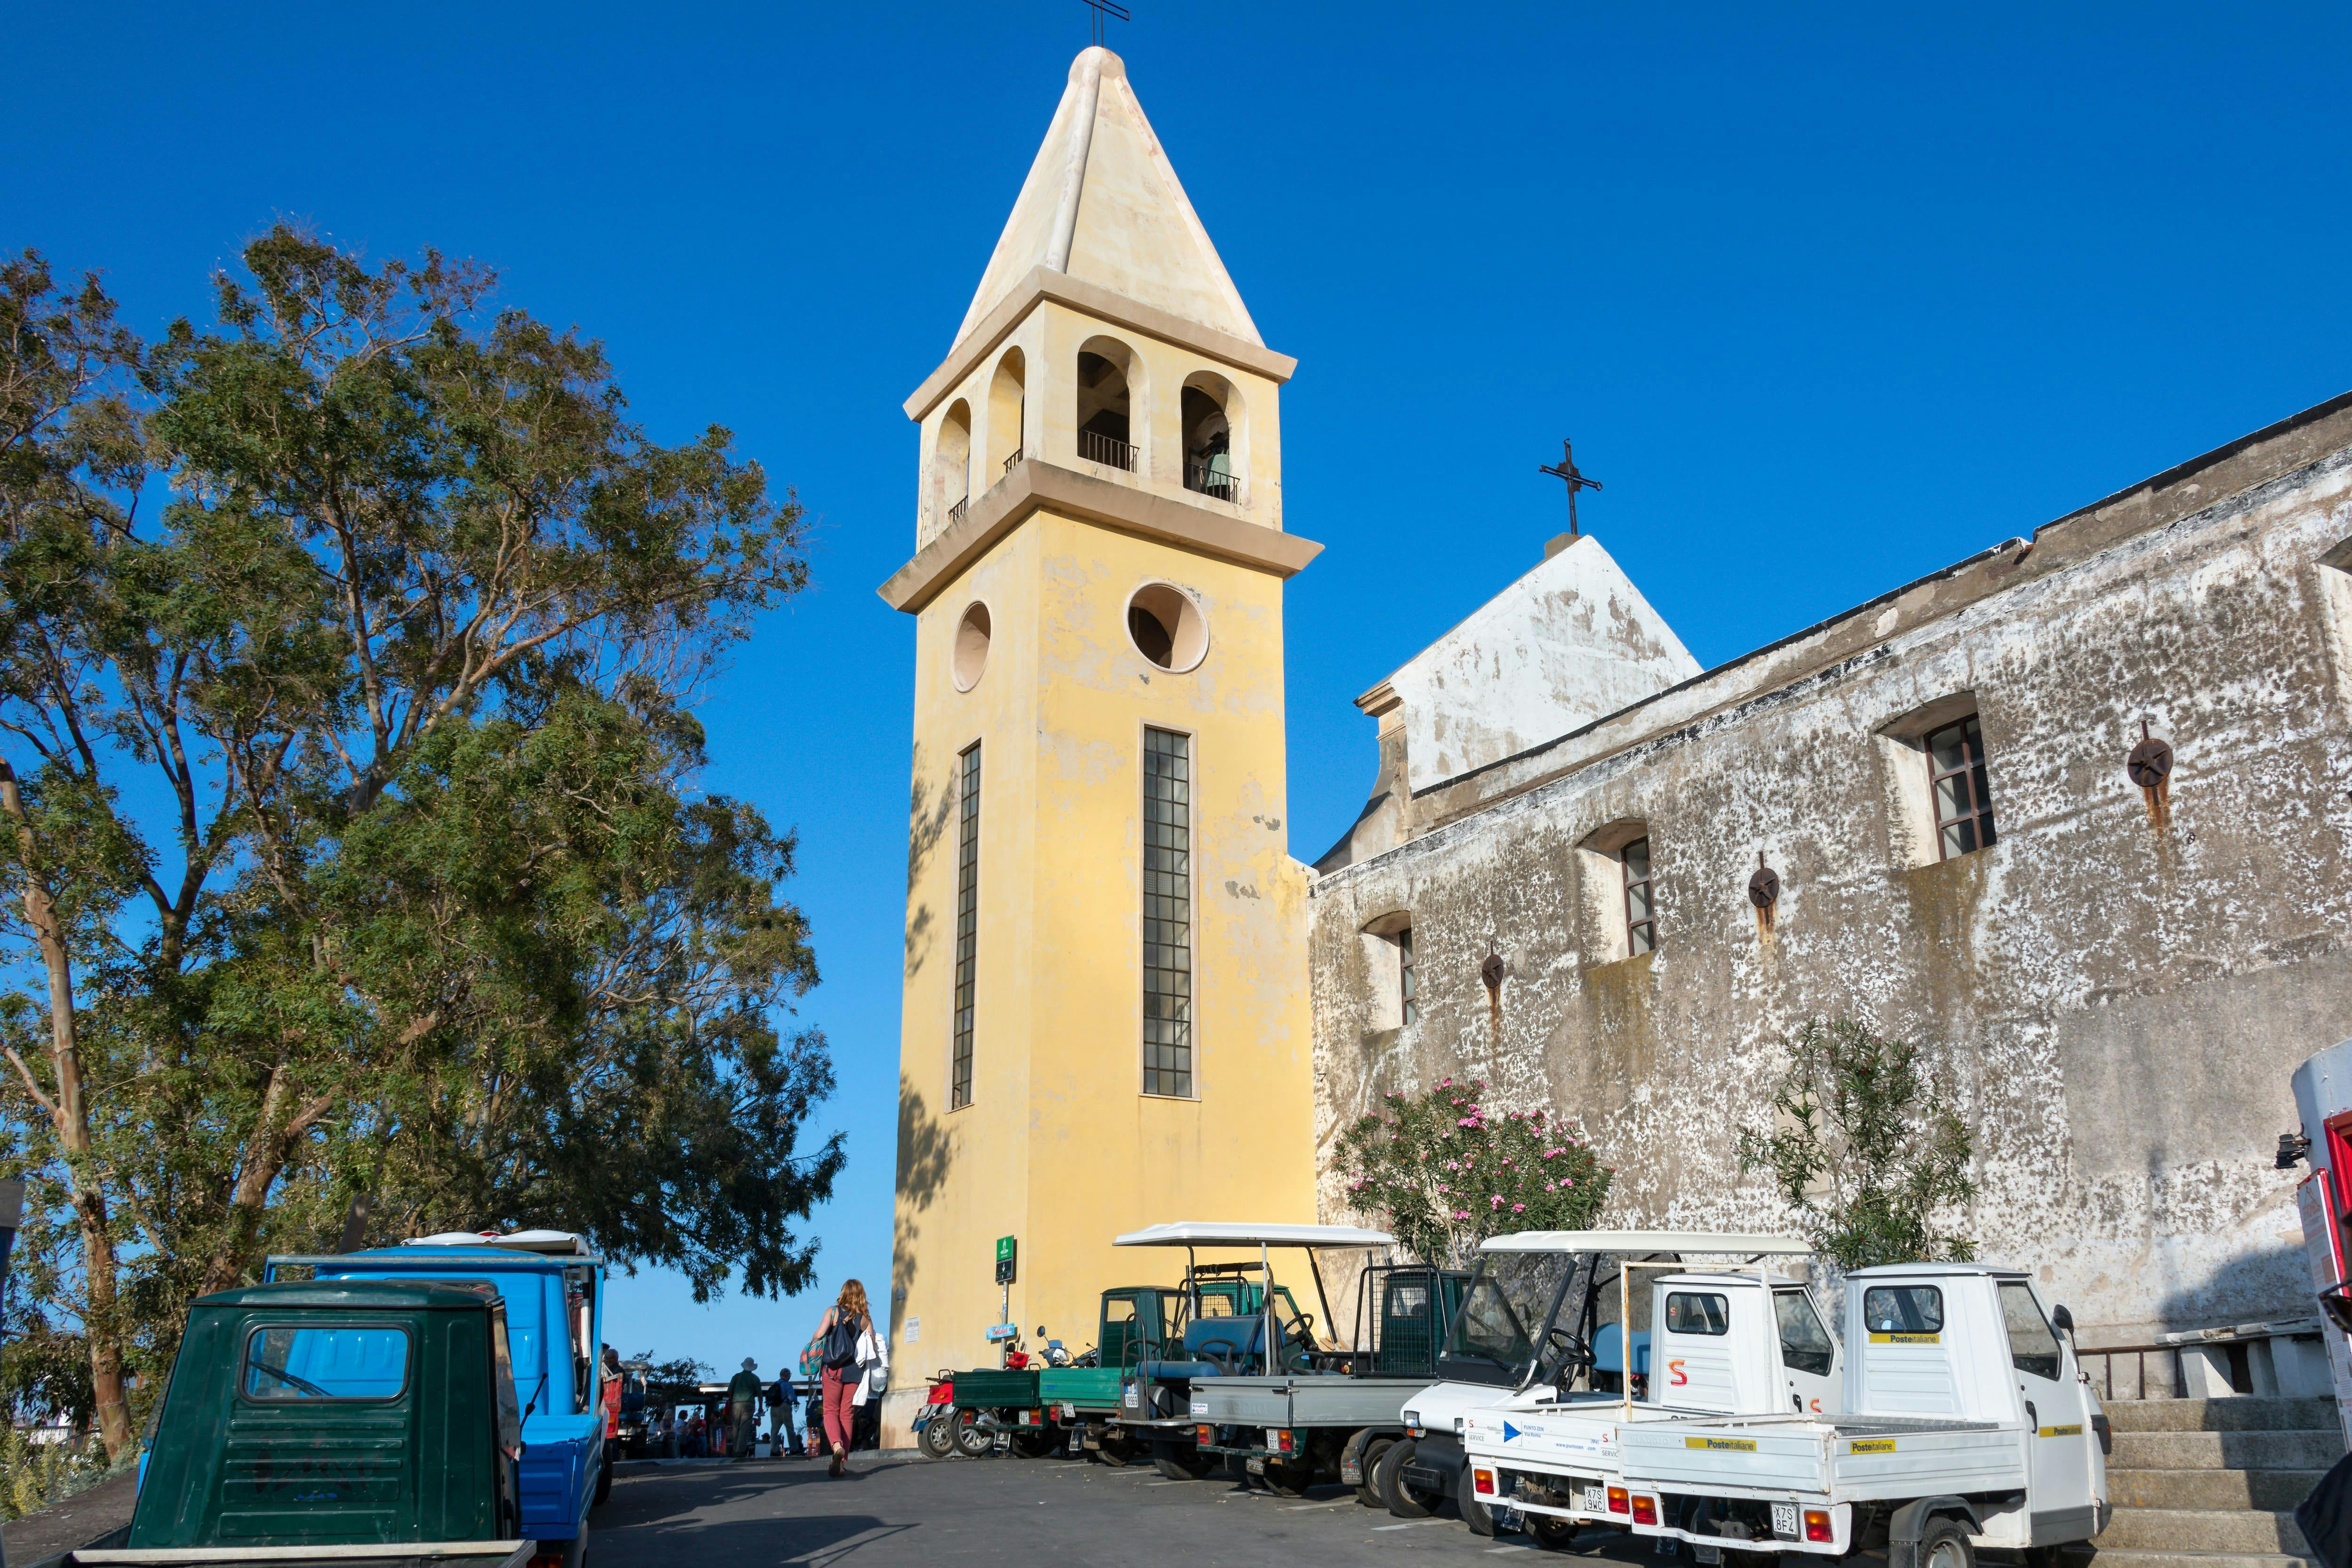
[2051,1303,2074,1335]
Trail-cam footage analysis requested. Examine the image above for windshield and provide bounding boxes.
[1438,1251,1577,1386]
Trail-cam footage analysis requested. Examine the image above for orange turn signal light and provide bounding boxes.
[1472,1467,1494,1495]
[1631,1495,1659,1526]
[1804,1508,1833,1543]
[1607,1485,1629,1515]
[1196,1424,1213,1443]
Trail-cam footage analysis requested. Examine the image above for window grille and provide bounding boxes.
[950,744,980,1109]
[1623,836,1656,955]
[1398,926,1418,1025]
[1142,729,1194,1098]
[1927,715,1997,858]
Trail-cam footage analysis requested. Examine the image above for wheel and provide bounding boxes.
[1153,1440,1214,1480]
[1009,1429,1057,1458]
[1093,1431,1139,1467]
[1459,1462,1499,1537]
[951,1410,994,1458]
[1375,1438,1446,1519]
[1918,1516,1977,1568]
[1356,1436,1395,1507]
[1526,1512,1582,1552]
[918,1417,956,1460]
[592,1449,613,1505]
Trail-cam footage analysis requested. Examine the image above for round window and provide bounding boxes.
[1126,583,1208,673]
[952,601,992,691]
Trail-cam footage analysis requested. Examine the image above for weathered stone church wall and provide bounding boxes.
[1308,394,2352,1342]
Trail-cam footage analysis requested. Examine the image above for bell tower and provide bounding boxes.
[882,46,1320,1432]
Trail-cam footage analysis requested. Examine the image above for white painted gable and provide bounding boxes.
[1385,534,1701,793]
[953,48,1261,350]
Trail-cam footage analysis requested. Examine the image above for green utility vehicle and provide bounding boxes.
[1191,1260,1470,1499]
[72,1280,527,1568]
[1107,1221,1395,1480]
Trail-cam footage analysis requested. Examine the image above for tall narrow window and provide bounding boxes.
[1623,836,1656,955]
[1927,715,1997,858]
[949,744,980,1109]
[1398,926,1418,1025]
[1142,728,1193,1098]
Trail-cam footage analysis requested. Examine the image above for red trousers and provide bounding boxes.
[821,1368,855,1453]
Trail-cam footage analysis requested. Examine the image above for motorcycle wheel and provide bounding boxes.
[918,1417,956,1460]
[1009,1429,1057,1459]
[951,1410,994,1458]
[1356,1436,1395,1508]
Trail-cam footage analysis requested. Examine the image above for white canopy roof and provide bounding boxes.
[1478,1230,1811,1257]
[1113,1221,1393,1249]
[404,1228,594,1257]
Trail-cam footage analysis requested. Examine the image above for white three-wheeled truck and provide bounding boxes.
[1604,1262,2108,1566]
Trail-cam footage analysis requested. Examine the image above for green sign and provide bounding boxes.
[994,1235,1017,1285]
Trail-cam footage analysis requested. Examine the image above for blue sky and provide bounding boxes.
[8,0,2348,1371]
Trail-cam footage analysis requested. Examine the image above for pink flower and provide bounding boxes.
[1439,1077,1454,1088]
[1512,1203,1526,1213]
[1490,1196,1504,1210]
[1562,1177,1576,1188]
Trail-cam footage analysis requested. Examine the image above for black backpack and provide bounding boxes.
[822,1316,862,1371]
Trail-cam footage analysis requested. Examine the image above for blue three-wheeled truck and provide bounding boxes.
[268,1229,608,1568]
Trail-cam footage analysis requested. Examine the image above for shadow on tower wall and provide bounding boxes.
[893,1074,954,1337]
[904,740,957,983]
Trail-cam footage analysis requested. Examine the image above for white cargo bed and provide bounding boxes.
[1620,1412,2017,1501]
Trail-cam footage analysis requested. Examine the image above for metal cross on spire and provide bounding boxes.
[1081,0,1130,47]
[1538,437,1603,539]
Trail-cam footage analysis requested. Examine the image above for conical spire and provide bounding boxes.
[954,48,1261,351]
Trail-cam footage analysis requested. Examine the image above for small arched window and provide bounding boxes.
[1181,373,1241,502]
[986,348,1026,481]
[1076,339,1137,473]
[937,400,972,526]
[1577,820,1657,964]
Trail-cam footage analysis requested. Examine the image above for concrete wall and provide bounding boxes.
[1309,395,2352,1344]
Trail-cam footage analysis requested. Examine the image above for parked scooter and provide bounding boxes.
[914,1372,958,1459]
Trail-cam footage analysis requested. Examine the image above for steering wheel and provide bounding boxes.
[1196,1337,1243,1376]
[1544,1324,1596,1374]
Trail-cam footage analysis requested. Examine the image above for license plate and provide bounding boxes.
[1245,1457,1265,1474]
[1693,1548,1721,1566]
[1772,1502,1799,1539]
[1583,1485,1605,1514]
[1123,1388,1138,1409]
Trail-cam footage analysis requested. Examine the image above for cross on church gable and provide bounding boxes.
[1539,437,1603,539]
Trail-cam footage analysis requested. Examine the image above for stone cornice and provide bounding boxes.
[876,458,1322,614]
[903,267,1298,423]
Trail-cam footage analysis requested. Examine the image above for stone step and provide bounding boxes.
[2097,1507,2310,1554]
[2087,1552,2314,1568]
[2103,1398,2340,1435]
[2113,1430,2345,1472]
[2108,1465,2328,1511]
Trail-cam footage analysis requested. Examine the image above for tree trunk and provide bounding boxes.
[0,762,132,1460]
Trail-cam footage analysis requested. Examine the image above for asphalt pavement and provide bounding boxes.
[593,1450,1670,1567]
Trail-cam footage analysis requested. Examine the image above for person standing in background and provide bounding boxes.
[726,1358,763,1459]
[813,1280,874,1478]
[799,1328,827,1457]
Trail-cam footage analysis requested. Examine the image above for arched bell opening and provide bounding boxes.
[1076,338,1139,473]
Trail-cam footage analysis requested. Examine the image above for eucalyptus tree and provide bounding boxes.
[0,232,842,1458]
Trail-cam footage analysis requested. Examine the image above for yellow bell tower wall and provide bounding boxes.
[880,47,1321,1438]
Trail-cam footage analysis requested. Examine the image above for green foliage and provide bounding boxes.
[0,230,839,1455]
[1332,1078,1612,1267]
[1,1424,114,1522]
[1738,1017,1978,1270]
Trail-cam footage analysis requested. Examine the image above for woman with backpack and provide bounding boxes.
[814,1279,886,1477]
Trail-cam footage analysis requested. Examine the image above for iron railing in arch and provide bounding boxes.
[1002,446,1023,475]
[1079,428,1136,472]
[1185,462,1239,503]
[947,495,969,526]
